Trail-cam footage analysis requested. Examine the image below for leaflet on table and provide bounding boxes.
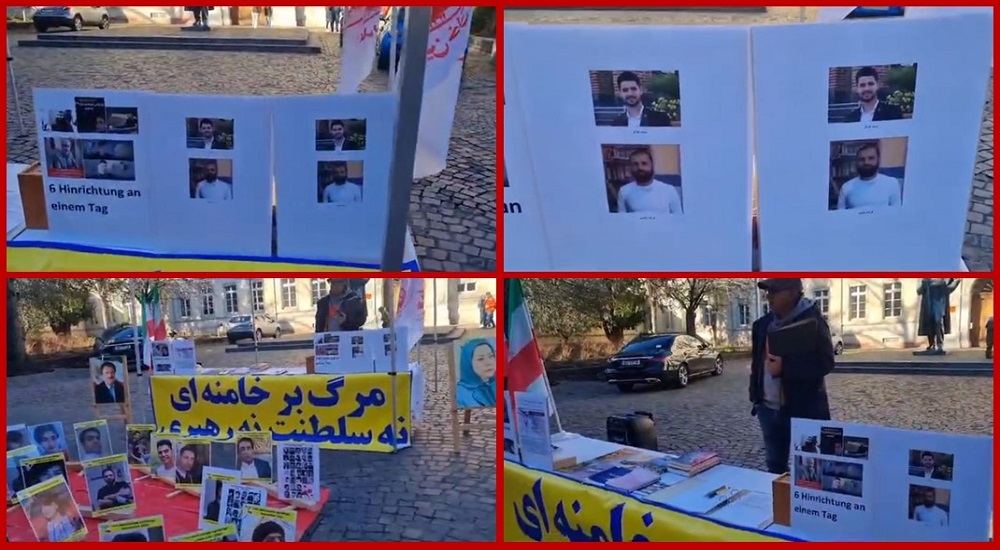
[503,391,521,462]
[152,339,197,375]
[790,418,992,542]
[513,391,553,470]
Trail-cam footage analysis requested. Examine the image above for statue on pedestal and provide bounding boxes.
[914,278,960,355]
[185,6,212,30]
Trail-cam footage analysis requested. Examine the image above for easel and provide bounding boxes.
[448,343,495,455]
[7,38,26,135]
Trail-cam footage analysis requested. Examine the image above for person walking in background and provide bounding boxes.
[251,6,262,28]
[484,292,496,329]
[477,293,488,328]
[264,6,273,28]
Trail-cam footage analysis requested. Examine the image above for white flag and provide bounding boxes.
[412,7,473,179]
[395,278,425,353]
[339,7,382,94]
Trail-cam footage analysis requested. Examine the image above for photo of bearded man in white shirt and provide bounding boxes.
[613,148,683,214]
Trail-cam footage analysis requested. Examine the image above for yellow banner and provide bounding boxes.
[151,374,411,453]
[504,462,790,542]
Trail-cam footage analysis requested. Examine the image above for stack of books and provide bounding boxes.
[667,451,720,477]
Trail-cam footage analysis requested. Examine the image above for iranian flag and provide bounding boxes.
[504,279,549,396]
[138,285,167,371]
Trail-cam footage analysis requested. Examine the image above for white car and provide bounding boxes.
[831,331,844,355]
[33,6,110,32]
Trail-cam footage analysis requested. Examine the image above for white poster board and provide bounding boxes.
[371,327,409,374]
[143,95,273,257]
[513,391,553,471]
[507,24,753,271]
[271,93,397,263]
[503,391,521,462]
[752,15,992,270]
[32,89,152,250]
[312,330,375,374]
[503,23,552,271]
[791,419,992,542]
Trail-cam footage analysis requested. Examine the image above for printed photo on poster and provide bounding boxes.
[82,454,135,515]
[829,137,907,210]
[601,144,683,214]
[45,137,84,178]
[186,117,235,150]
[907,449,954,481]
[90,358,128,405]
[819,459,864,497]
[105,106,140,134]
[276,443,319,503]
[908,484,950,527]
[317,160,364,204]
[453,337,497,409]
[98,515,166,542]
[234,433,273,482]
[175,440,211,487]
[16,476,86,542]
[169,524,238,542]
[189,158,234,201]
[20,453,68,489]
[40,108,77,133]
[74,96,107,133]
[793,455,822,490]
[126,425,155,467]
[315,118,366,151]
[589,70,681,127]
[7,424,32,452]
[219,482,267,535]
[74,420,112,461]
[8,445,41,498]
[80,139,136,181]
[827,63,917,124]
[150,437,177,479]
[199,467,241,528]
[240,505,297,542]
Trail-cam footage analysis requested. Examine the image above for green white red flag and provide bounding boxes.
[504,278,548,396]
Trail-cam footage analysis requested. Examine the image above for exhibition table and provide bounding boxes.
[6,468,329,542]
[6,162,421,272]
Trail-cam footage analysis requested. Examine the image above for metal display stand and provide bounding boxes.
[7,39,26,135]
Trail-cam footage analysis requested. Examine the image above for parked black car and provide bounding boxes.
[91,325,144,372]
[603,333,723,392]
[92,322,130,353]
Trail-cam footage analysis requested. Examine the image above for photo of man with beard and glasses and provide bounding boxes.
[601,144,683,214]
[828,64,915,124]
[317,160,363,204]
[590,70,679,127]
[189,158,234,201]
[829,138,907,210]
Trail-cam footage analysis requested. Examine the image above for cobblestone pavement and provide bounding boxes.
[5,30,496,272]
[550,361,992,471]
[5,341,497,541]
[506,8,994,271]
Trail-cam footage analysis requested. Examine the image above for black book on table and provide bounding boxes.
[767,317,819,357]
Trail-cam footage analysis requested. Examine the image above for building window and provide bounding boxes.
[223,284,239,314]
[457,279,477,293]
[177,298,191,318]
[737,303,751,326]
[251,280,264,313]
[813,288,830,316]
[280,278,297,309]
[848,285,867,320]
[202,293,215,316]
[882,282,902,318]
[311,278,327,305]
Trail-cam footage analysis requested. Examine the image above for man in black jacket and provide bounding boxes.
[315,279,368,333]
[609,71,673,128]
[749,278,835,474]
[843,66,904,123]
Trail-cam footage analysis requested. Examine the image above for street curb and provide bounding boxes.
[833,363,992,377]
[224,328,467,353]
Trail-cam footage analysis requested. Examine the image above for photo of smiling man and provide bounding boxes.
[591,70,680,127]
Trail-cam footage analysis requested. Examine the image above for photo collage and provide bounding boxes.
[185,117,236,201]
[314,118,367,205]
[906,448,955,528]
[589,69,684,216]
[793,425,869,498]
[40,95,140,182]
[826,63,917,212]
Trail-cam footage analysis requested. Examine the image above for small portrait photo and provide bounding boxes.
[90,358,128,405]
[908,484,951,527]
[201,476,228,526]
[126,425,154,467]
[175,440,211,487]
[321,333,340,345]
[317,160,364,204]
[819,459,864,497]
[189,158,234,201]
[351,345,365,358]
[73,421,112,461]
[590,70,680,128]
[74,96,108,133]
[20,454,69,489]
[150,437,177,480]
[84,159,135,182]
[453,337,497,409]
[44,137,84,178]
[240,506,296,542]
[153,342,170,358]
[601,144,683,214]
[908,449,954,482]
[79,139,136,181]
[315,118,366,151]
[8,446,40,497]
[105,106,140,134]
[828,64,917,124]
[18,477,86,542]
[316,344,340,357]
[83,456,135,514]
[842,436,870,460]
[829,137,907,210]
[793,456,822,490]
[795,434,819,453]
[40,108,77,133]
[186,117,235,150]
[7,424,31,452]
[27,422,68,457]
[351,335,364,346]
[234,433,273,481]
[819,426,845,456]
[98,516,166,542]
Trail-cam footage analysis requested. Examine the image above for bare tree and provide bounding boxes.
[647,278,755,336]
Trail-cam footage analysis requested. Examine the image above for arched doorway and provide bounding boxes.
[969,278,993,347]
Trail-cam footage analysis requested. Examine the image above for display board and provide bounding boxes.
[507,24,753,271]
[790,419,992,542]
[143,95,273,257]
[150,373,411,453]
[502,23,552,271]
[271,93,398,264]
[752,14,992,270]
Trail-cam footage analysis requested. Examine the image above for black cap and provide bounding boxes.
[757,278,803,292]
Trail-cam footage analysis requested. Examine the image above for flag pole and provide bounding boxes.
[388,7,398,91]
[431,278,439,393]
[382,279,401,451]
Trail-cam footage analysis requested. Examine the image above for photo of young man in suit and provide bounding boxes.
[843,66,905,123]
[609,71,673,128]
[92,361,126,405]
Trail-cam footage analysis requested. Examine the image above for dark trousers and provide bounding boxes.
[757,405,791,474]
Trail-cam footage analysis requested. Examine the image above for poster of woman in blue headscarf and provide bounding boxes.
[453,337,497,409]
